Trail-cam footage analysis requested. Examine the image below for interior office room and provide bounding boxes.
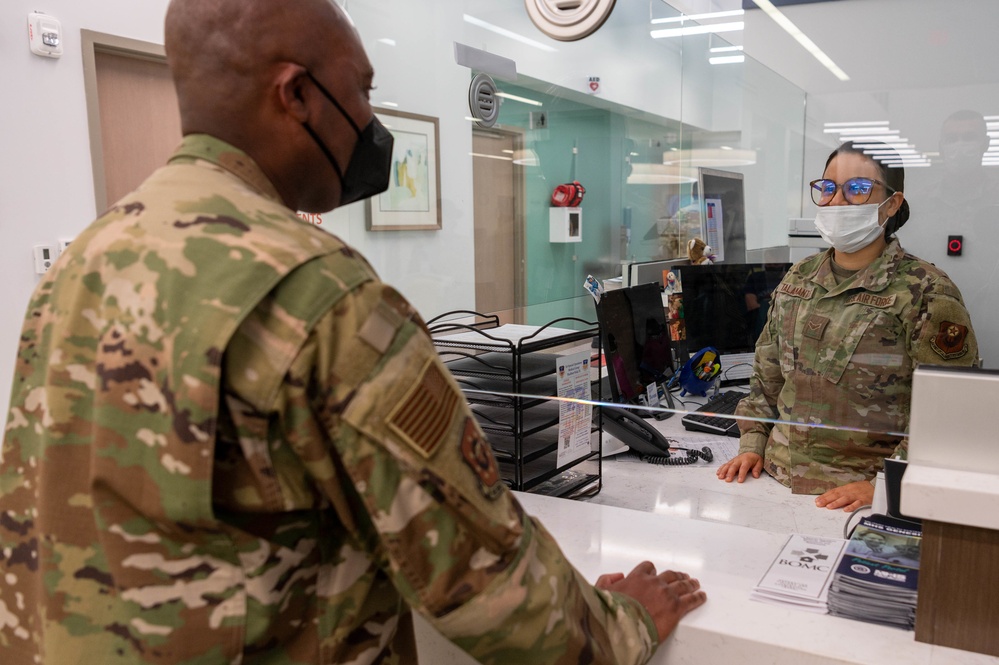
[2,0,999,663]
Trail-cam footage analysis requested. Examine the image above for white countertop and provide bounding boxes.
[415,395,999,664]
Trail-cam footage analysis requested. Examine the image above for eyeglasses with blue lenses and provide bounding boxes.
[809,177,896,206]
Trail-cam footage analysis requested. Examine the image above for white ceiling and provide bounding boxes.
[718,0,999,96]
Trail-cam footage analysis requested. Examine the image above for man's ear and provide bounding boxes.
[274,63,311,122]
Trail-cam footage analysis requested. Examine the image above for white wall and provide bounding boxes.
[1,0,172,429]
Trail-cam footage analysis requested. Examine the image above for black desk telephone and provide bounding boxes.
[600,405,713,466]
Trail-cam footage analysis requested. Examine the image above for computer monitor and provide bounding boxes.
[596,283,674,402]
[671,262,791,383]
[698,168,747,264]
[627,257,689,288]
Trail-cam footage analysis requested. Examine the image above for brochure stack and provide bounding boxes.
[827,515,922,630]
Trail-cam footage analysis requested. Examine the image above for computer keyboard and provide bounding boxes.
[681,391,746,437]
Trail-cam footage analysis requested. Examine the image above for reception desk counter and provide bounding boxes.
[414,405,999,664]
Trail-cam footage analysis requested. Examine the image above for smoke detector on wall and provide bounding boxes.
[524,0,616,42]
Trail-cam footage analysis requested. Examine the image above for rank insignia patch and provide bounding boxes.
[804,314,830,341]
[460,418,503,500]
[930,321,969,360]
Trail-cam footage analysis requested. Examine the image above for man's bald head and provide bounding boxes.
[165,0,353,133]
[164,0,376,212]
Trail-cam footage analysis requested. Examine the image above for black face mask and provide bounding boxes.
[302,71,394,206]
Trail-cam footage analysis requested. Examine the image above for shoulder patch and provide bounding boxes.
[777,283,815,299]
[930,321,969,360]
[460,418,504,500]
[846,293,897,308]
[387,359,460,458]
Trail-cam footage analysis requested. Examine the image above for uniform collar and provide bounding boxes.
[807,239,904,295]
[169,134,284,203]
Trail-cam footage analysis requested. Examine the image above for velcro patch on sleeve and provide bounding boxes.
[387,359,460,458]
[930,321,969,360]
[359,301,403,354]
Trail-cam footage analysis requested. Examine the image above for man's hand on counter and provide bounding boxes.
[596,561,707,643]
[715,452,763,483]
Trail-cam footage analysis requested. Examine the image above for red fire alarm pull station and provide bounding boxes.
[947,235,963,256]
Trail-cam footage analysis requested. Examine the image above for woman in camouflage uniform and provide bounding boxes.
[717,142,979,512]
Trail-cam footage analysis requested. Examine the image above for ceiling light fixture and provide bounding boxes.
[709,55,745,65]
[495,91,543,107]
[824,121,889,128]
[463,14,558,53]
[662,148,757,167]
[710,45,744,53]
[651,21,744,39]
[626,164,698,185]
[470,152,513,162]
[651,9,744,25]
[750,0,849,81]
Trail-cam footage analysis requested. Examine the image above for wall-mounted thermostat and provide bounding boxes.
[28,12,63,58]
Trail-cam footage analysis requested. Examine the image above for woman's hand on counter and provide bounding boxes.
[715,452,763,483]
[814,481,874,512]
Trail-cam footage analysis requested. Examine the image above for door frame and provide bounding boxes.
[82,30,168,214]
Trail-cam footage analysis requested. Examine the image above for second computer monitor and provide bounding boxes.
[597,283,674,402]
[698,168,747,265]
[673,263,791,381]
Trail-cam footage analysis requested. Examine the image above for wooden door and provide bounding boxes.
[472,130,525,322]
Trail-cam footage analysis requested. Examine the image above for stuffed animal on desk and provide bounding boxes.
[687,237,716,265]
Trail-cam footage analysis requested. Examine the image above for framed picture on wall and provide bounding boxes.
[367,108,442,231]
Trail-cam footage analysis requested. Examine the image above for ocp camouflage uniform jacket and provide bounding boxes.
[0,135,658,664]
[735,241,979,494]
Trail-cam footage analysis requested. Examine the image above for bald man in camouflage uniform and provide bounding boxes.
[718,145,979,512]
[0,1,704,663]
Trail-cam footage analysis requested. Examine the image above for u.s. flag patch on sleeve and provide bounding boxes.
[387,359,460,458]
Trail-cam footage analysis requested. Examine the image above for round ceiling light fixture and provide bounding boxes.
[468,73,500,128]
[662,149,758,167]
[524,0,617,42]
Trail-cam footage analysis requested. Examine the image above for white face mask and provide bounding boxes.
[813,199,890,254]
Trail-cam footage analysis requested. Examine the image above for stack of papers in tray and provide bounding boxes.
[751,534,847,613]
[827,514,922,630]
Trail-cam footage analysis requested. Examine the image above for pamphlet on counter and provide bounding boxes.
[751,533,847,613]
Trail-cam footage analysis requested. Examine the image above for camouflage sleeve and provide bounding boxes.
[736,296,783,456]
[908,279,980,370]
[895,275,980,458]
[285,281,659,664]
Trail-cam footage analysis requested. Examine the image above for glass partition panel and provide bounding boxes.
[320,0,994,511]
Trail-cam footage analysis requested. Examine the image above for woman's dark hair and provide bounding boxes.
[824,141,910,240]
